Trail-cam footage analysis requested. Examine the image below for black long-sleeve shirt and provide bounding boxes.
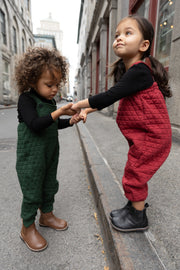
[17,89,72,132]
[89,62,154,110]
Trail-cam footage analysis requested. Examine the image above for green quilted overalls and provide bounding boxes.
[16,93,59,227]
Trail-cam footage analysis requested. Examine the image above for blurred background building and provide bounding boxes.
[34,13,69,100]
[36,13,63,52]
[0,1,69,105]
[34,34,57,49]
[76,0,179,139]
[0,0,34,104]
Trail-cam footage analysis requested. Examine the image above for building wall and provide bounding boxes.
[76,0,180,132]
[0,0,34,104]
[167,0,180,133]
[76,0,96,100]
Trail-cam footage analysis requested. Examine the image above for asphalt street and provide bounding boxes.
[0,107,109,270]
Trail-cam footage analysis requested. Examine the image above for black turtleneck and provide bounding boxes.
[17,89,72,132]
[89,62,154,110]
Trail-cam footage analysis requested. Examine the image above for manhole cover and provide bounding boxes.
[0,140,16,151]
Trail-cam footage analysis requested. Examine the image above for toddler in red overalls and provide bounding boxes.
[71,15,172,232]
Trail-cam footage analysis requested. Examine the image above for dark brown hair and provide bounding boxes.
[111,15,172,98]
[15,47,68,94]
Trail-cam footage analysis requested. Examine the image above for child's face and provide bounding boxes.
[35,69,61,100]
[113,18,149,63]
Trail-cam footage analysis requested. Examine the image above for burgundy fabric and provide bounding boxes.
[116,81,172,201]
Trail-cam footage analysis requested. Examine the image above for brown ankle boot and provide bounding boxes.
[39,211,68,231]
[20,223,48,251]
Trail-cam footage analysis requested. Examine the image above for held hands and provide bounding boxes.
[59,103,85,124]
[71,101,96,123]
[70,103,88,123]
[69,107,89,125]
[71,103,81,114]
[51,103,82,121]
[60,102,90,124]
[60,103,77,116]
[70,113,84,125]
[79,110,88,123]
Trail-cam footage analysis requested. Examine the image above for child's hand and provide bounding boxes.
[60,103,76,116]
[79,110,88,123]
[70,113,84,125]
[71,103,81,114]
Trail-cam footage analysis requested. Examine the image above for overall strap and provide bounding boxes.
[28,91,57,117]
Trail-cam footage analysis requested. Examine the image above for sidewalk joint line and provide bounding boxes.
[145,231,168,270]
[83,125,124,195]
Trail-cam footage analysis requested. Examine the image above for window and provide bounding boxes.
[0,9,7,45]
[13,26,17,54]
[2,61,10,101]
[136,0,150,18]
[96,40,100,94]
[25,0,30,11]
[29,38,32,47]
[155,0,176,67]
[22,37,25,52]
[105,22,109,91]
[129,0,150,16]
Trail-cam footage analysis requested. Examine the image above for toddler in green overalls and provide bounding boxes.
[15,47,83,252]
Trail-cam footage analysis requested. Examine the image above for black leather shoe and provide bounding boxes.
[109,201,132,220]
[111,204,149,232]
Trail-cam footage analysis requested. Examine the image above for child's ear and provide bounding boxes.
[30,83,36,89]
[139,40,150,53]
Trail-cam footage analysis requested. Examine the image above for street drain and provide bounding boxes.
[0,140,16,151]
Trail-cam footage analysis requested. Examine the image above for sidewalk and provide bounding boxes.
[76,111,180,270]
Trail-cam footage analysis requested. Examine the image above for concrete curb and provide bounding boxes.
[171,126,180,144]
[0,105,17,110]
[76,122,167,270]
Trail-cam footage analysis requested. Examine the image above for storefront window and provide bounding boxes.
[0,9,7,45]
[3,61,11,103]
[13,26,17,54]
[155,0,176,67]
[136,0,150,18]
[22,37,25,52]
[25,0,30,11]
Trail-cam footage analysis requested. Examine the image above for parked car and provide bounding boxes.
[66,96,73,102]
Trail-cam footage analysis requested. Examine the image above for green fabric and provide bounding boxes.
[16,93,59,227]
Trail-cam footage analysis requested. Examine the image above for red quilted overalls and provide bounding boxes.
[116,66,172,202]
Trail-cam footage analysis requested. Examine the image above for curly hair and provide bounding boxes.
[15,47,68,93]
